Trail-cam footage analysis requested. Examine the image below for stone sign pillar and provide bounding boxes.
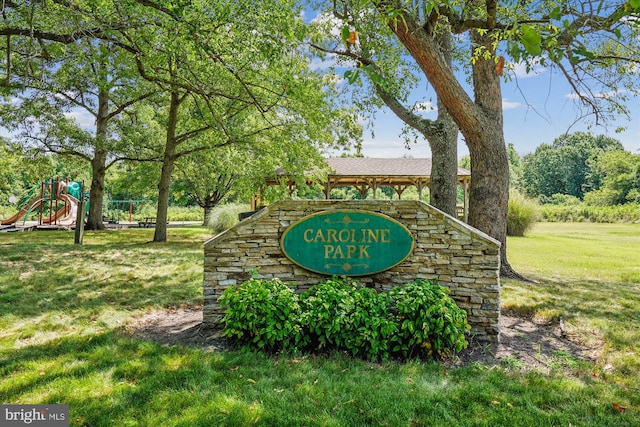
[203,200,501,342]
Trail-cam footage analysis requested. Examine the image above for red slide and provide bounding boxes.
[1,197,41,225]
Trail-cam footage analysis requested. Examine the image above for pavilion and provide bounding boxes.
[259,157,471,222]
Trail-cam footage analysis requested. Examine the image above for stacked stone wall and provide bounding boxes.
[203,200,500,342]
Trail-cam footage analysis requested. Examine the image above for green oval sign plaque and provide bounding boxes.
[281,210,414,276]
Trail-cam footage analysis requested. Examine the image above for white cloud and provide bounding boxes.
[502,99,522,110]
[565,89,624,100]
[509,61,546,79]
[64,109,95,129]
[309,55,337,71]
[413,101,437,113]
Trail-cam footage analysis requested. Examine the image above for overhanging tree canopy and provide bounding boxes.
[309,0,640,278]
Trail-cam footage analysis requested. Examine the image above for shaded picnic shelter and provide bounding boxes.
[259,157,471,222]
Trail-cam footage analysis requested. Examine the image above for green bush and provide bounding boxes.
[583,188,620,206]
[207,203,251,234]
[300,277,397,361]
[218,277,304,351]
[507,190,539,236]
[167,206,204,222]
[388,279,470,357]
[105,206,205,223]
[538,193,581,206]
[220,276,470,361]
[626,189,640,204]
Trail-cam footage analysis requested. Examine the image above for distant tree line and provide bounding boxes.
[514,132,639,206]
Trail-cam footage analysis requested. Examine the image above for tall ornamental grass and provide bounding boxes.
[507,190,539,236]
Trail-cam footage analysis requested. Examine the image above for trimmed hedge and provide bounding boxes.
[219,276,470,361]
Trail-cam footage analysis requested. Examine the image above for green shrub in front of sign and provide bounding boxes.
[218,277,305,351]
[299,277,398,361]
[388,279,471,358]
[219,276,470,361]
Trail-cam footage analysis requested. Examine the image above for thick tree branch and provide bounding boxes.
[106,91,156,121]
[310,42,443,139]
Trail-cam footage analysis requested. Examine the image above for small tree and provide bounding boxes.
[584,150,640,205]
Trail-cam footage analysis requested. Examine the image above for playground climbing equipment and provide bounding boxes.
[0,178,87,227]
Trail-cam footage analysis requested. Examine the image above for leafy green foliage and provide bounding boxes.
[220,276,470,361]
[538,193,582,206]
[540,202,640,223]
[299,276,397,361]
[218,278,304,352]
[584,150,640,205]
[520,25,542,56]
[388,279,470,357]
[520,132,624,199]
[507,190,539,237]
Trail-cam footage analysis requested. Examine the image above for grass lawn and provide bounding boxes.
[1,223,639,426]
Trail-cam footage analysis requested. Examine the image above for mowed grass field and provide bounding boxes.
[0,223,639,426]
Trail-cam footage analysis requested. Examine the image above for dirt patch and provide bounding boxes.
[126,307,229,352]
[127,308,601,371]
[456,313,601,370]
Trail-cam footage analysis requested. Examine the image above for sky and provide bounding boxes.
[306,10,640,160]
[344,63,640,159]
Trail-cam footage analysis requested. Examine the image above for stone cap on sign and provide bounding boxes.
[204,199,500,250]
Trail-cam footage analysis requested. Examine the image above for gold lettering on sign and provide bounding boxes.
[303,228,390,260]
[323,244,371,259]
[303,228,390,245]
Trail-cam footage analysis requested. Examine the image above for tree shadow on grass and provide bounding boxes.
[2,328,637,426]
[0,331,269,426]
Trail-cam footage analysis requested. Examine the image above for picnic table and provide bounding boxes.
[138,217,157,228]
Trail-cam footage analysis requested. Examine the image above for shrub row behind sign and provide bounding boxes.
[218,276,470,362]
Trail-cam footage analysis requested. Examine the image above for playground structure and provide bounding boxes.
[1,178,85,229]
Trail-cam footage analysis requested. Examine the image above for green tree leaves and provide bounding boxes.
[520,25,542,56]
[520,132,625,200]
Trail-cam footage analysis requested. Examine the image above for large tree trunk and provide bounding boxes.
[85,89,110,231]
[85,150,107,230]
[425,31,458,217]
[424,104,458,216]
[373,31,458,217]
[428,32,459,217]
[202,204,212,226]
[376,2,522,278]
[153,90,180,243]
[468,31,522,278]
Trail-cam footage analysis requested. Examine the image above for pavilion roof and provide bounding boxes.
[325,157,470,178]
[258,157,471,220]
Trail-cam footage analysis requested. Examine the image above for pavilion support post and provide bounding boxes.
[415,179,427,201]
[394,185,409,200]
[463,180,470,223]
